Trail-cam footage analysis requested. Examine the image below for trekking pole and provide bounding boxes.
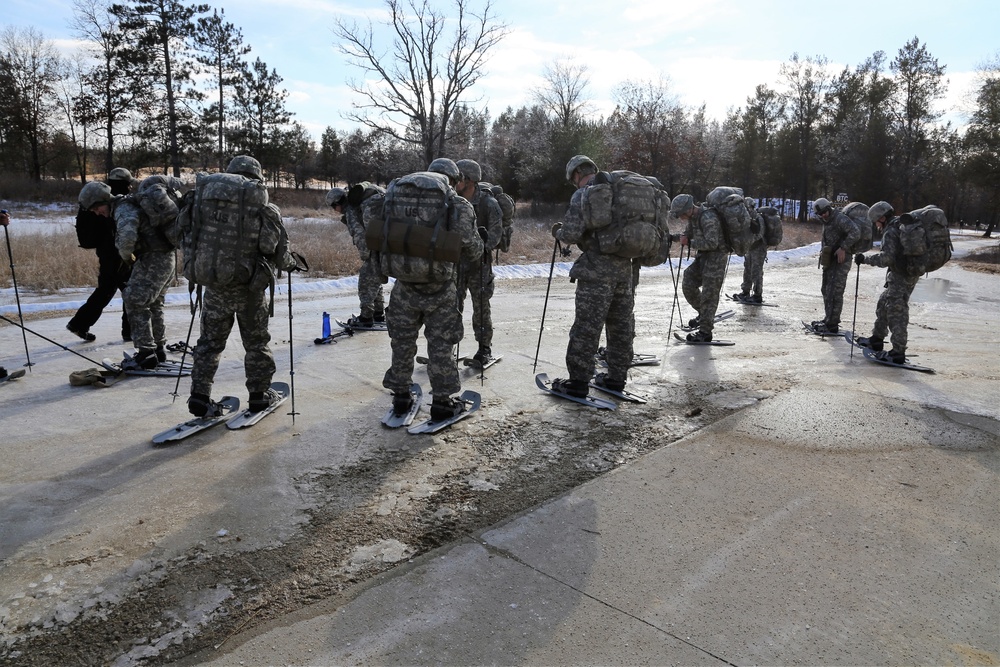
[0,313,109,368]
[2,219,33,369]
[286,270,299,425]
[171,288,200,402]
[850,261,861,361]
[478,253,486,385]
[532,238,560,374]
[666,242,680,341]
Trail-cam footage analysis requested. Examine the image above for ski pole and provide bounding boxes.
[666,242,680,341]
[0,313,110,368]
[478,254,486,385]
[286,270,299,424]
[2,218,33,369]
[532,238,560,374]
[171,288,200,402]
[850,261,861,361]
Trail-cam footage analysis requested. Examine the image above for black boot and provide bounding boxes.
[249,388,279,413]
[133,349,159,370]
[67,323,96,342]
[431,396,464,421]
[155,344,167,362]
[188,392,214,417]
[392,390,413,416]
[857,336,884,351]
[687,330,713,342]
[472,346,492,366]
[551,378,589,398]
[593,372,625,392]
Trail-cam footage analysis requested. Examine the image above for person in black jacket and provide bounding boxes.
[66,168,133,342]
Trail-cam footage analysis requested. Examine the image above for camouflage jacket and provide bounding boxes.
[822,210,861,254]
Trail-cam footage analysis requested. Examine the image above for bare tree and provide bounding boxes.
[334,0,509,166]
[531,58,591,128]
[607,77,679,177]
[0,26,62,180]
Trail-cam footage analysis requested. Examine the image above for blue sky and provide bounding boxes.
[7,0,996,141]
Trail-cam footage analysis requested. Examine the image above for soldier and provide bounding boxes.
[454,159,503,366]
[327,182,386,327]
[735,197,766,304]
[379,158,484,420]
[550,155,635,397]
[185,156,297,416]
[855,202,919,364]
[672,194,728,342]
[67,168,134,342]
[811,197,860,334]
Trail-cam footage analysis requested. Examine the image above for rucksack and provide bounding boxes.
[582,170,666,262]
[179,172,271,288]
[841,202,873,253]
[706,186,753,256]
[898,205,952,276]
[760,206,783,246]
[364,171,464,284]
[135,175,183,229]
[488,184,516,252]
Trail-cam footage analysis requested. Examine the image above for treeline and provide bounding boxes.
[1,1,998,229]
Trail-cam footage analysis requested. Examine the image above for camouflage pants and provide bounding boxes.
[457,258,495,348]
[358,255,385,319]
[382,280,464,398]
[123,250,174,351]
[871,270,919,352]
[821,258,852,326]
[190,283,275,396]
[567,275,634,384]
[682,251,728,333]
[741,241,766,297]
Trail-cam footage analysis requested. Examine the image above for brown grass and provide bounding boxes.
[0,206,823,293]
[955,243,1000,274]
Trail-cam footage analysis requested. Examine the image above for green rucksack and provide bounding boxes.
[898,205,952,276]
[365,171,464,284]
[706,186,754,256]
[842,202,873,253]
[760,206,783,246]
[582,170,666,262]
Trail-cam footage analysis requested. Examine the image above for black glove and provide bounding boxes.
[854,253,866,266]
[478,226,488,242]
[551,222,562,239]
[290,251,309,272]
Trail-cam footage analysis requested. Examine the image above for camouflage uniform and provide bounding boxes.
[382,198,483,398]
[682,206,728,334]
[556,185,635,385]
[741,237,766,298]
[820,210,861,328]
[862,220,919,353]
[115,199,174,353]
[343,203,385,320]
[190,203,294,396]
[456,185,503,349]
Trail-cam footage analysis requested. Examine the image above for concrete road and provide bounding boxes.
[1,235,997,666]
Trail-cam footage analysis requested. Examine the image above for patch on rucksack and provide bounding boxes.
[180,172,269,288]
[585,171,667,263]
[706,186,753,256]
[841,202,873,253]
[898,205,952,276]
[760,206,783,246]
[365,171,463,284]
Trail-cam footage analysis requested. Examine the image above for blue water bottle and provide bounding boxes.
[322,311,331,338]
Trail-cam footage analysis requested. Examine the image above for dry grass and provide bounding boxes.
[0,205,823,293]
[955,242,1000,274]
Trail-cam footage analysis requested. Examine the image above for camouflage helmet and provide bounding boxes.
[455,159,482,183]
[868,200,894,223]
[107,167,132,182]
[744,196,757,210]
[813,197,833,215]
[428,158,460,182]
[565,155,597,182]
[226,155,264,181]
[79,181,114,210]
[669,194,695,219]
[326,187,347,208]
